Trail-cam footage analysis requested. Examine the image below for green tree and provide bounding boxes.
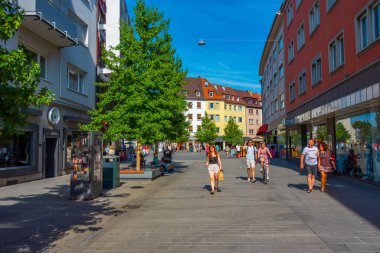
[316,125,327,141]
[195,113,218,144]
[336,122,351,143]
[82,0,187,169]
[223,119,243,145]
[0,0,54,132]
[352,121,376,144]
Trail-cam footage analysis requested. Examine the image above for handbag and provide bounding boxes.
[218,169,224,181]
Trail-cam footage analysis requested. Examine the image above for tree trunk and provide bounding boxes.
[136,141,141,171]
[155,142,159,156]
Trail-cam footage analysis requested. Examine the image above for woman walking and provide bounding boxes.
[318,142,336,192]
[204,145,223,194]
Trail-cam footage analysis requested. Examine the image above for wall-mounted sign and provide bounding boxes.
[48,107,61,125]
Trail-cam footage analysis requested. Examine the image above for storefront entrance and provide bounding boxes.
[45,138,57,178]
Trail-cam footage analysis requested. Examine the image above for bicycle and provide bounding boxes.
[260,158,269,184]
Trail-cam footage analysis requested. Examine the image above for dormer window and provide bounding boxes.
[222,86,226,90]
[253,99,258,104]
[183,90,188,95]
[204,82,209,87]
[227,95,230,100]
[196,90,201,97]
[214,85,218,89]
[222,94,226,98]
[209,91,213,97]
[232,96,235,101]
[237,97,240,101]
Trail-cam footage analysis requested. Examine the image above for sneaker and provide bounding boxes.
[247,177,250,182]
[251,178,256,183]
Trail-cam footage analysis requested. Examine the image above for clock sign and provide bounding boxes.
[47,107,61,125]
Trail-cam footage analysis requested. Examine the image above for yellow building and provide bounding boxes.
[202,81,247,146]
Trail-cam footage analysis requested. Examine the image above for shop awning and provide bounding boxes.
[256,124,268,136]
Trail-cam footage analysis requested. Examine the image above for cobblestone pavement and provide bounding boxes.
[1,152,380,253]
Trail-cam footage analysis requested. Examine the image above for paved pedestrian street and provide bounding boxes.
[1,152,380,253]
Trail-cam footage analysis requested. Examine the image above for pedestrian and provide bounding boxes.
[204,145,223,194]
[230,145,235,158]
[318,142,336,192]
[258,142,272,181]
[224,145,230,158]
[244,140,258,183]
[236,144,241,158]
[300,139,319,193]
[216,144,220,152]
[205,143,210,157]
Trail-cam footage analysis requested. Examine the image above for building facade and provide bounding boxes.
[259,3,287,157]
[0,0,99,186]
[283,0,380,183]
[238,91,263,142]
[183,77,206,143]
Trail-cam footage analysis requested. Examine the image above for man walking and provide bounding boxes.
[236,144,241,158]
[244,140,258,183]
[300,139,319,193]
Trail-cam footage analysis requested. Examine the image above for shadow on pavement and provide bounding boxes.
[272,158,380,229]
[0,184,125,253]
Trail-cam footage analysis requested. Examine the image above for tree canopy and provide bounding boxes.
[195,113,218,144]
[336,122,351,143]
[83,0,188,145]
[223,119,243,145]
[0,0,53,132]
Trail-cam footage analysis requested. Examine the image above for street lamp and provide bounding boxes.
[198,39,206,46]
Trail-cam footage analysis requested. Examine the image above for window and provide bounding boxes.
[197,114,201,120]
[183,90,188,95]
[209,103,214,109]
[214,85,218,89]
[227,95,230,100]
[273,47,277,61]
[224,104,227,110]
[222,94,226,98]
[278,35,283,50]
[68,67,85,94]
[225,116,228,122]
[215,115,220,122]
[188,102,193,109]
[249,109,253,114]
[256,119,259,125]
[234,105,237,111]
[280,93,285,110]
[0,130,33,168]
[326,0,336,11]
[288,40,294,62]
[233,117,237,122]
[311,55,322,85]
[68,10,89,46]
[237,96,240,101]
[256,109,259,115]
[238,117,243,123]
[249,129,254,134]
[204,82,209,87]
[215,103,220,110]
[229,105,232,110]
[374,3,380,40]
[274,99,279,112]
[249,119,254,125]
[216,128,220,134]
[196,91,201,97]
[270,80,273,92]
[273,72,278,85]
[287,3,293,26]
[209,114,214,120]
[188,126,193,133]
[271,102,274,115]
[279,64,284,79]
[329,34,345,72]
[238,106,243,112]
[309,1,320,34]
[297,24,305,50]
[298,71,307,95]
[290,82,296,102]
[26,48,47,79]
[296,0,302,9]
[232,96,235,101]
[197,102,201,109]
[358,12,369,50]
[209,91,214,97]
[188,114,193,120]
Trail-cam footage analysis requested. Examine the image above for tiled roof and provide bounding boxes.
[183,77,204,99]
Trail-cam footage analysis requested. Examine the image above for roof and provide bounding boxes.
[183,77,205,99]
[184,76,262,107]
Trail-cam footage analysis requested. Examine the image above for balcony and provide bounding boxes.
[18,0,78,47]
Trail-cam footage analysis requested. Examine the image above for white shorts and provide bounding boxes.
[246,160,255,168]
[208,164,220,173]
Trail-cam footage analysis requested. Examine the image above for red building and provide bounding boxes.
[283,0,380,182]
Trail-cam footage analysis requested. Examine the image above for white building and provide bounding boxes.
[0,0,98,186]
[183,77,207,143]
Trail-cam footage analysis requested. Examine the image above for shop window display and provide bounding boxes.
[335,112,380,182]
[0,131,33,168]
[290,129,302,157]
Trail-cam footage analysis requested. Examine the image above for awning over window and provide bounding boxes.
[256,124,268,136]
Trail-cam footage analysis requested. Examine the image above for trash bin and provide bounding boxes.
[103,155,120,189]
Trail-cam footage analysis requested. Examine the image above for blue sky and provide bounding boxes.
[125,0,283,92]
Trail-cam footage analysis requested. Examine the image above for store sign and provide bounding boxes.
[47,107,61,125]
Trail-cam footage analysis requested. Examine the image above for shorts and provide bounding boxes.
[246,160,255,168]
[208,164,220,173]
[306,164,318,176]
